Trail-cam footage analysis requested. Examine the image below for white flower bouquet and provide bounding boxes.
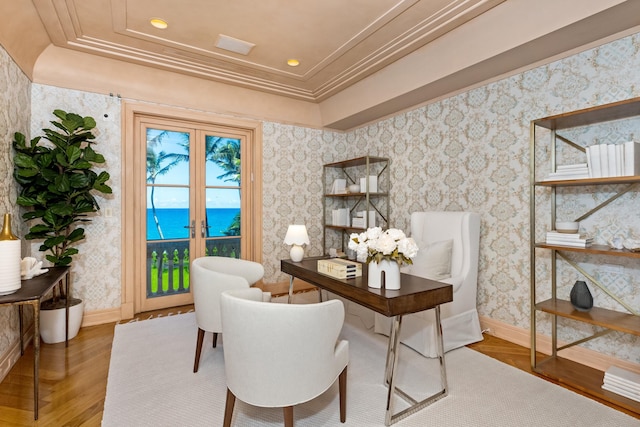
[348,227,419,265]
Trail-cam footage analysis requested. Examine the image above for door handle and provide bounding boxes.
[201,220,211,238]
[183,220,196,238]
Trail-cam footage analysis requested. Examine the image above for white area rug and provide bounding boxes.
[102,311,639,426]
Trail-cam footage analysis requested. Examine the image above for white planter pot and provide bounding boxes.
[40,300,84,344]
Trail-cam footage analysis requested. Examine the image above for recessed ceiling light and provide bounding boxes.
[150,18,168,29]
[287,59,300,67]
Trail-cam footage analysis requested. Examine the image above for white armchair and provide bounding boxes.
[191,256,269,373]
[220,288,349,427]
[374,211,483,357]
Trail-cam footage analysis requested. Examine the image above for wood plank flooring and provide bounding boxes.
[0,301,637,426]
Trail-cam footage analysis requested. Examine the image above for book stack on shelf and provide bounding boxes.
[317,258,362,279]
[331,208,350,226]
[586,141,640,178]
[543,163,590,181]
[602,366,640,403]
[545,231,593,247]
[351,211,376,229]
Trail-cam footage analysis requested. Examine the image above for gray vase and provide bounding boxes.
[570,280,593,312]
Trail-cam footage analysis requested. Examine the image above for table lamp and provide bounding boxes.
[283,225,310,262]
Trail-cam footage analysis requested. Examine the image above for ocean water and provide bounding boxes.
[147,208,240,240]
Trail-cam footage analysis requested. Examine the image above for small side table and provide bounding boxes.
[0,266,71,420]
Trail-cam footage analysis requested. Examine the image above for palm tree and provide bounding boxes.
[146,131,183,239]
[212,139,241,236]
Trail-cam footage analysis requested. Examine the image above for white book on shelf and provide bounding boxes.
[623,141,640,176]
[588,145,601,178]
[599,143,609,177]
[615,144,624,177]
[607,144,617,177]
[331,178,347,194]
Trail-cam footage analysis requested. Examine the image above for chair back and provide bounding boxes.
[220,288,349,408]
[191,256,264,332]
[407,211,480,290]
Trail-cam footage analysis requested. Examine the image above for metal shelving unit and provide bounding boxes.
[322,156,390,255]
[530,97,640,416]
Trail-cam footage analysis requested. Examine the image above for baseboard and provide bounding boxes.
[479,315,640,374]
[81,307,122,327]
[0,323,34,383]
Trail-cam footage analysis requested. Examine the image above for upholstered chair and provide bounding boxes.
[191,256,269,373]
[374,211,483,357]
[220,288,349,427]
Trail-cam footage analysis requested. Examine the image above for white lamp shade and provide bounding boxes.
[284,225,309,262]
[283,225,310,245]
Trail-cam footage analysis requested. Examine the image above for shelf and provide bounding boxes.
[323,156,388,168]
[324,192,389,198]
[535,176,640,187]
[533,97,640,130]
[533,356,640,415]
[535,299,640,336]
[325,225,366,232]
[535,243,640,258]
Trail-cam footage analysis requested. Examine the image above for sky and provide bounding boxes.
[146,128,241,209]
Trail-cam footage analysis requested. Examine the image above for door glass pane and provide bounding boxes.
[204,135,242,258]
[205,136,241,187]
[146,128,191,298]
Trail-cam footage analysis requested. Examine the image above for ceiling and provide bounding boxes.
[32,0,506,102]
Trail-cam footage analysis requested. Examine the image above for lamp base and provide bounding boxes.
[290,245,304,262]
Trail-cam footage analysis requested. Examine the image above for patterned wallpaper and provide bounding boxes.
[2,31,640,368]
[28,85,123,313]
[0,46,31,363]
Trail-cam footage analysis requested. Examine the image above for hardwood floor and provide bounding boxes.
[0,302,637,426]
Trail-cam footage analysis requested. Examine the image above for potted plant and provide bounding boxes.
[13,109,112,343]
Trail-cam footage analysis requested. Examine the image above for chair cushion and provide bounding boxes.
[404,239,453,280]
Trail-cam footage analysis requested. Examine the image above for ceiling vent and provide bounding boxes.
[215,34,255,55]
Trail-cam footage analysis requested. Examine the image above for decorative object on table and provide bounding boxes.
[20,257,49,280]
[317,258,362,279]
[12,109,112,342]
[570,280,593,312]
[0,213,21,296]
[348,227,418,290]
[283,224,310,262]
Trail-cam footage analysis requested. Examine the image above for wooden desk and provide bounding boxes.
[281,257,453,425]
[0,267,71,420]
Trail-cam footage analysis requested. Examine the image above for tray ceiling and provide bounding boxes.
[33,0,505,101]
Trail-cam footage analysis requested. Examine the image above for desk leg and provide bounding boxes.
[383,305,448,426]
[287,276,294,304]
[18,305,24,355]
[384,315,402,425]
[33,301,40,420]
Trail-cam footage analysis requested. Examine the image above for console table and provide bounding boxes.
[0,266,71,420]
[281,257,453,425]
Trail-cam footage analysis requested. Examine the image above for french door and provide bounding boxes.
[129,112,258,313]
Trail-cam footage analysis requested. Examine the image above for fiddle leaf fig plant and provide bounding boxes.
[13,109,112,267]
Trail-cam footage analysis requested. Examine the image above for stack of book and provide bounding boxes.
[602,366,640,403]
[543,163,590,181]
[317,258,362,279]
[586,141,640,178]
[545,231,593,248]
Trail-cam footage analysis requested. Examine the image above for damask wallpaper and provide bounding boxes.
[2,30,640,372]
[0,46,31,368]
